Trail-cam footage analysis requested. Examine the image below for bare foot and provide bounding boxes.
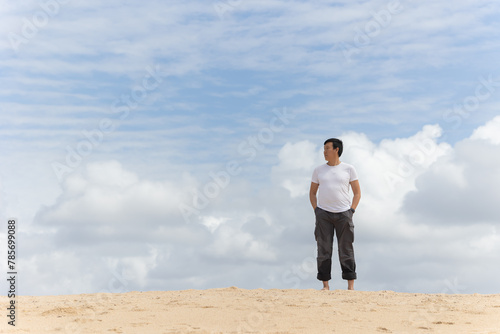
[321,281,329,290]
[321,287,329,291]
[347,280,354,290]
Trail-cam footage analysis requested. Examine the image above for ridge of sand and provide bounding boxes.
[1,288,499,333]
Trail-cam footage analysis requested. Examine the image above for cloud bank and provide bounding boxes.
[3,116,497,296]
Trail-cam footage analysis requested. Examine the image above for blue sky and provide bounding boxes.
[1,0,500,296]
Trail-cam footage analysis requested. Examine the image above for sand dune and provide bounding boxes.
[1,288,499,333]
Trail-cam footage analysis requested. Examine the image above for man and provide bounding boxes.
[309,138,361,291]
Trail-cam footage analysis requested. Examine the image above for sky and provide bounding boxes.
[0,0,500,296]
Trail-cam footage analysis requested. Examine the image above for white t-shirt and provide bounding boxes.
[311,162,358,213]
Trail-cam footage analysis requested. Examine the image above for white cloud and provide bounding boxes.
[272,140,320,198]
[36,160,188,236]
[207,222,277,262]
[15,160,287,294]
[470,115,500,144]
[402,125,500,225]
[200,215,229,233]
[4,116,500,296]
[469,226,500,253]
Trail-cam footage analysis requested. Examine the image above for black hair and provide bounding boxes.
[324,138,343,157]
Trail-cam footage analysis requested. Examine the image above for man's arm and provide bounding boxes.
[350,180,361,210]
[309,182,319,210]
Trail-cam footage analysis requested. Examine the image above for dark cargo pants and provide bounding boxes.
[314,207,357,281]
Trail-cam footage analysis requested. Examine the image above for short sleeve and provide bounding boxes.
[311,166,319,184]
[349,165,358,182]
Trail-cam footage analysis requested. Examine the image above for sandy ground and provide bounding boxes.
[1,288,500,333]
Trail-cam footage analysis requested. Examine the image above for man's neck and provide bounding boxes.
[327,159,341,166]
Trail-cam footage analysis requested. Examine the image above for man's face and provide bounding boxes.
[324,142,338,161]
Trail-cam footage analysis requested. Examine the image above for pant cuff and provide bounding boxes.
[317,274,331,281]
[342,273,357,280]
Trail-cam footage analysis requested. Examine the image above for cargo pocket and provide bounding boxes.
[342,210,355,228]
